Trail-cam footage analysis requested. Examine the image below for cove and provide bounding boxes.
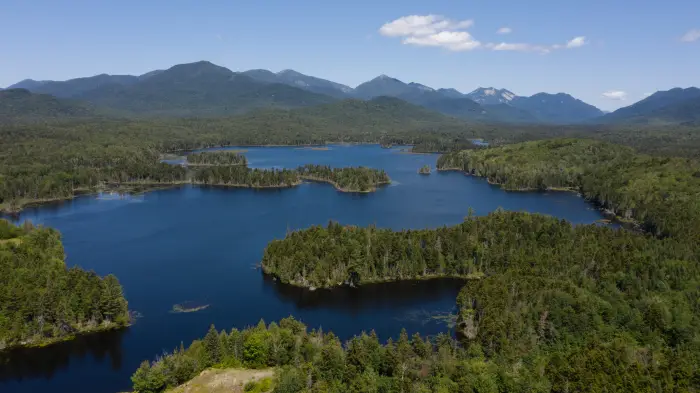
[0,145,607,393]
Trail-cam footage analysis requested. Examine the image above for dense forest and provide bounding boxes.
[186,151,248,166]
[0,220,129,350]
[192,166,301,188]
[261,211,697,289]
[3,101,700,212]
[131,317,470,393]
[297,164,391,192]
[133,304,699,392]
[437,138,700,240]
[258,211,699,391]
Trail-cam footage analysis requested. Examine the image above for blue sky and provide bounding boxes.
[1,0,698,110]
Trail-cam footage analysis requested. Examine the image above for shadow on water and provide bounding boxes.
[262,274,465,313]
[0,329,127,382]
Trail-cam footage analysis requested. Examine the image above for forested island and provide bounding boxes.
[186,151,247,166]
[0,219,129,350]
[193,166,301,188]
[297,164,390,193]
[418,165,431,175]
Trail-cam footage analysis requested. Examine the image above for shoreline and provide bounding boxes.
[1,322,129,352]
[261,269,483,290]
[436,167,642,230]
[2,176,392,215]
[193,180,303,189]
[299,176,391,193]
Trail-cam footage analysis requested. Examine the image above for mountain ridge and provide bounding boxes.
[3,61,631,124]
[598,87,700,124]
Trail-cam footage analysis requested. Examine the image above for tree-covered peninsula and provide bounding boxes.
[0,220,129,350]
[261,211,696,288]
[437,138,700,240]
[297,164,390,193]
[258,211,699,391]
[186,151,248,166]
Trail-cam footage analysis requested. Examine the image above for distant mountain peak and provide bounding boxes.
[599,86,700,124]
[277,69,301,76]
[6,79,50,90]
[374,74,402,83]
[510,92,603,123]
[467,87,518,105]
[408,82,434,92]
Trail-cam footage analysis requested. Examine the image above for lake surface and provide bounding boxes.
[0,145,606,393]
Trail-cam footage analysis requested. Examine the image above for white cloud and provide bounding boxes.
[497,27,512,35]
[488,42,551,53]
[490,36,585,53]
[404,31,481,51]
[602,90,627,100]
[566,36,587,48]
[379,15,473,37]
[680,28,700,42]
[380,15,586,54]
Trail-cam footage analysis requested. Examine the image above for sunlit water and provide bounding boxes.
[1,145,606,393]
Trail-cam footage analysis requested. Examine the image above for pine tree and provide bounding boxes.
[203,324,221,367]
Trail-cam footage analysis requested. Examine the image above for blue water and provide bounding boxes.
[0,145,605,393]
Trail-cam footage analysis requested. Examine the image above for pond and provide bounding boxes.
[1,145,606,393]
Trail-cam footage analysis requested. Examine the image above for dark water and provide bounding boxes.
[1,145,606,393]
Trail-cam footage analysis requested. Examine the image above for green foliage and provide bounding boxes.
[437,138,700,240]
[263,211,695,288]
[244,329,271,369]
[203,324,222,367]
[193,166,300,188]
[134,309,700,392]
[0,220,130,349]
[244,377,273,393]
[187,151,247,166]
[297,164,390,192]
[0,96,471,211]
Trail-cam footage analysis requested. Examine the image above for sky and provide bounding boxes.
[1,0,698,110]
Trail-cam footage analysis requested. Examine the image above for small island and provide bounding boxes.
[171,301,210,314]
[187,151,248,166]
[192,166,301,188]
[418,165,431,175]
[297,164,391,193]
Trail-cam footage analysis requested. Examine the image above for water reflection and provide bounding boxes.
[263,274,465,313]
[0,329,127,382]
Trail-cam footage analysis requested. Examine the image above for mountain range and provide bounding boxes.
[3,60,698,125]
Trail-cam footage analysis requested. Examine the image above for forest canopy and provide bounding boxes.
[0,220,129,350]
[297,164,390,192]
[438,138,700,241]
[186,151,248,166]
